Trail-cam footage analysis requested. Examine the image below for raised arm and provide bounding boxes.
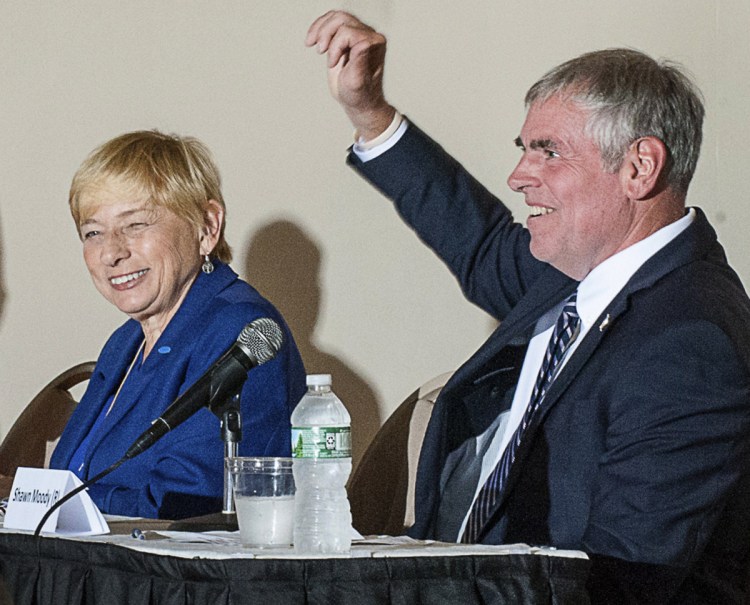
[306,10,548,316]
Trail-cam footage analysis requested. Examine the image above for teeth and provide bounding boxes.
[110,270,147,285]
[529,206,554,217]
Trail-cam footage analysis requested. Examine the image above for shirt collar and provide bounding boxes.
[576,208,695,331]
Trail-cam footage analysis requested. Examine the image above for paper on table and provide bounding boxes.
[354,535,588,559]
[153,531,238,544]
[4,467,108,536]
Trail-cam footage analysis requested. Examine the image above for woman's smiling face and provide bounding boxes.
[78,178,202,328]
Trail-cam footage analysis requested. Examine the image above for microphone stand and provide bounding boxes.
[168,394,242,532]
[221,403,242,514]
[36,395,244,537]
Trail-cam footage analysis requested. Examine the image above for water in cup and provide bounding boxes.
[235,495,295,547]
[227,457,295,548]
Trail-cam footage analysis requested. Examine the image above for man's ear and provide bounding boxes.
[620,136,669,200]
[199,199,224,256]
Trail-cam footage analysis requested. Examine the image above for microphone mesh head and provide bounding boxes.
[237,318,284,365]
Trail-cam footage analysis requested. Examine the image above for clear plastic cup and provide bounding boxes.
[227,457,295,548]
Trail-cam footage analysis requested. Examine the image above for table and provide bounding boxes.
[0,527,591,604]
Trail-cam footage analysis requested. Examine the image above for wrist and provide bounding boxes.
[355,109,403,150]
[349,104,398,143]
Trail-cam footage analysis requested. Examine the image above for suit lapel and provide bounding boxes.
[443,267,576,440]
[102,261,239,424]
[449,266,576,389]
[493,302,620,507]
[80,263,240,465]
[482,208,719,520]
[95,341,150,435]
[52,324,143,469]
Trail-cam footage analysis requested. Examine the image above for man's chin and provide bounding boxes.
[528,244,583,280]
[528,239,551,264]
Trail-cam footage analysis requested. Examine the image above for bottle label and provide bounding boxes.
[291,426,351,459]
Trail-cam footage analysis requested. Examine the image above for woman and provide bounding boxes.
[49,130,306,519]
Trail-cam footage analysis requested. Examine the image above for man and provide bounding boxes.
[307,10,750,603]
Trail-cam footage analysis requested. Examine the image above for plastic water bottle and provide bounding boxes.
[291,374,352,554]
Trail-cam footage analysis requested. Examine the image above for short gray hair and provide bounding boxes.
[525,48,704,195]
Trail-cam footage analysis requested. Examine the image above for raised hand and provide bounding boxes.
[306,10,396,141]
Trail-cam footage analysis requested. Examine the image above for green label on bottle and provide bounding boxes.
[291,426,351,459]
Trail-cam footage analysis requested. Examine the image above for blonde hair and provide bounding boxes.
[69,130,232,262]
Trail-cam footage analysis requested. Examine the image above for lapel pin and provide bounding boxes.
[598,314,611,332]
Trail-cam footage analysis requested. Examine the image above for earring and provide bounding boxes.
[202,254,214,274]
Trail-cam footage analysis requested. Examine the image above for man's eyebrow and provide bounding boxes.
[529,138,557,150]
[513,137,558,150]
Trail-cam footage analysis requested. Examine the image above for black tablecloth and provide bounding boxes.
[0,532,591,604]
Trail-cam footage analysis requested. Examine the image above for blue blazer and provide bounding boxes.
[349,123,750,602]
[51,262,306,519]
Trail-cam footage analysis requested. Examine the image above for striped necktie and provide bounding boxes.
[462,292,581,544]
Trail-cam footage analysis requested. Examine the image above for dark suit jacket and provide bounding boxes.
[349,123,750,603]
[51,262,306,519]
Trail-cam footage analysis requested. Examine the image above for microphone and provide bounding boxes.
[123,317,283,460]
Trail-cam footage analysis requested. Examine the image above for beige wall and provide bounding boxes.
[1,1,748,468]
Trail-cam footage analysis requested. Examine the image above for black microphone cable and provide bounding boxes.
[33,458,126,538]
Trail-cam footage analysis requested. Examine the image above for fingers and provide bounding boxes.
[306,10,381,68]
[327,53,346,101]
[306,10,363,49]
[308,10,394,139]
[305,10,341,48]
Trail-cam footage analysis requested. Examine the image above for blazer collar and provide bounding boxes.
[84,262,239,444]
[448,265,577,394]
[483,207,720,520]
[460,207,717,395]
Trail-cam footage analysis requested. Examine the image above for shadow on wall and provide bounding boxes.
[0,210,5,438]
[242,220,382,470]
[0,210,6,329]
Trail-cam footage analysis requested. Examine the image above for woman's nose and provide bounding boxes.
[100,231,130,266]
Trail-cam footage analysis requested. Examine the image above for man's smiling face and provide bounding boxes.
[507,95,637,280]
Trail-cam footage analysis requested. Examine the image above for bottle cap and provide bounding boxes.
[306,374,332,387]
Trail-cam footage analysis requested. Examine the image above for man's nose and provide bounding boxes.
[507,155,540,192]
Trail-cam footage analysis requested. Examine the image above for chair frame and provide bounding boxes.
[0,361,95,476]
[348,372,451,536]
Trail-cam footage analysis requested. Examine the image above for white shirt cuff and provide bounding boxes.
[352,112,408,162]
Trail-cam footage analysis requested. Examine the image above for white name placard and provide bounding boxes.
[4,467,109,535]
